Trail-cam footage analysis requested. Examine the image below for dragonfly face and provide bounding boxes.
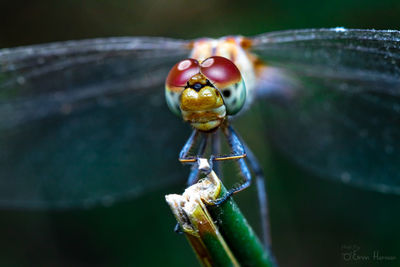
[165,56,246,131]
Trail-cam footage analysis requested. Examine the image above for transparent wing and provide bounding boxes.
[249,28,400,194]
[0,37,192,209]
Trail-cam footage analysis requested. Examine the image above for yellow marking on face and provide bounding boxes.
[178,71,227,131]
[180,86,224,111]
[182,107,225,122]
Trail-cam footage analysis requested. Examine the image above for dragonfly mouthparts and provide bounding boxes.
[181,105,226,131]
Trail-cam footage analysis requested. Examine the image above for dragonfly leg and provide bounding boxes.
[186,133,209,186]
[175,132,209,234]
[211,125,251,205]
[212,125,247,161]
[211,131,222,177]
[174,223,182,233]
[179,129,199,163]
[243,142,274,256]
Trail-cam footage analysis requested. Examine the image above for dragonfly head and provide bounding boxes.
[165,56,246,131]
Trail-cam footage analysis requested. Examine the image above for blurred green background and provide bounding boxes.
[1,0,400,47]
[1,0,400,266]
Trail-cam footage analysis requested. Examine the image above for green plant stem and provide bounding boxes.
[206,179,275,267]
[166,192,239,267]
[166,159,275,267]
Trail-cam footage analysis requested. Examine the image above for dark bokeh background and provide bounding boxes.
[1,0,400,48]
[1,0,400,266]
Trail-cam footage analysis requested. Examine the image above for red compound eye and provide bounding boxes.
[166,59,200,91]
[200,56,241,89]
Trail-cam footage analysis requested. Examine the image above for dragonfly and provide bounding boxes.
[0,28,400,215]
